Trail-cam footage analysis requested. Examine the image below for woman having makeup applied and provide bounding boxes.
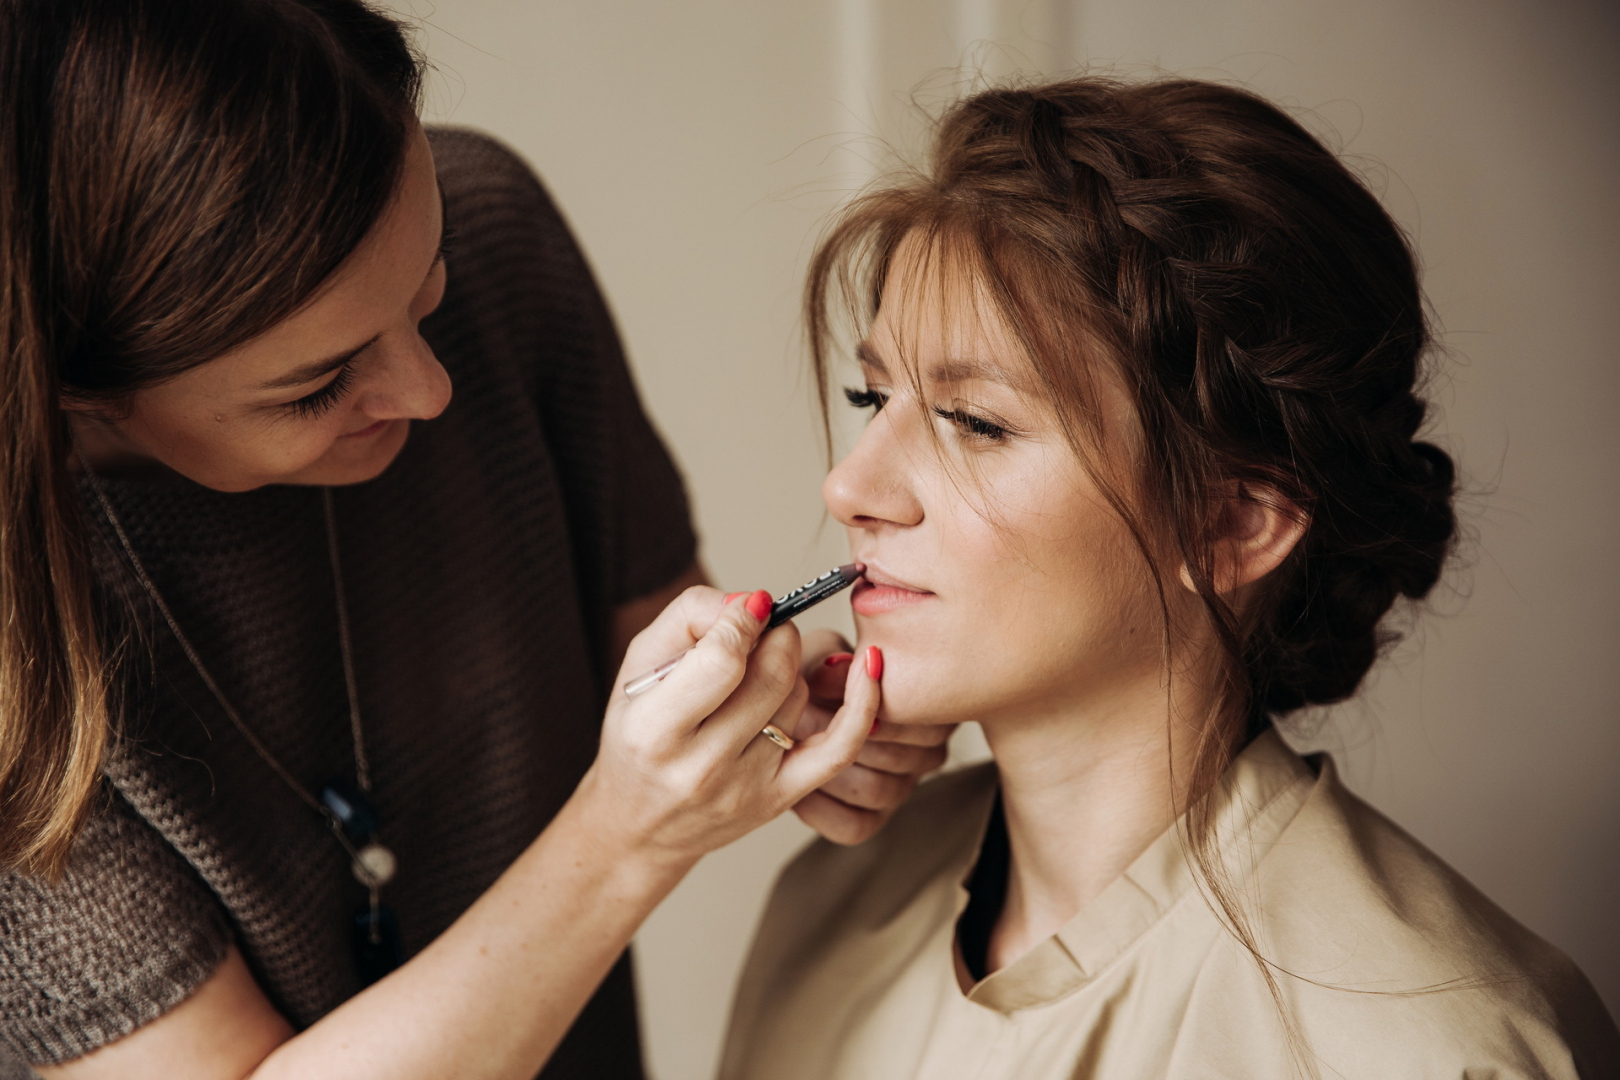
[0,2,953,1078]
[721,77,1619,1079]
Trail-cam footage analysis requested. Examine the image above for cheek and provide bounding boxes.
[128,396,346,488]
[862,464,1161,723]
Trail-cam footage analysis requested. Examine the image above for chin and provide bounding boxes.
[859,638,979,727]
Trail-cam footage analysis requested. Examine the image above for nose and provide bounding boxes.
[823,401,925,532]
[354,331,452,422]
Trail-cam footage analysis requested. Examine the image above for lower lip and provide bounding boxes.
[851,580,934,616]
[342,418,392,439]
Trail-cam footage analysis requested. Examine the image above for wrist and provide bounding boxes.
[563,766,702,890]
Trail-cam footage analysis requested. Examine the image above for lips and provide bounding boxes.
[342,418,392,439]
[851,563,934,616]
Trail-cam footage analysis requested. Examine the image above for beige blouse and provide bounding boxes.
[720,731,1618,1079]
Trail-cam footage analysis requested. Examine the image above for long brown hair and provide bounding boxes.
[809,75,1457,1065]
[0,0,422,878]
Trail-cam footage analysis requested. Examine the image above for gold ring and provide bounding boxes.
[760,724,795,751]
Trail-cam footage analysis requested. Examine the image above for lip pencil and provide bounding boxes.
[621,563,864,697]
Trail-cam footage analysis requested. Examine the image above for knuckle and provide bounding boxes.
[834,737,864,771]
[753,649,799,696]
[704,619,752,660]
[678,583,721,609]
[689,644,745,686]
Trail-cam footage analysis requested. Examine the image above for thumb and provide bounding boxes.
[778,646,882,796]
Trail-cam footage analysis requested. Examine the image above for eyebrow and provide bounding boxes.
[255,334,381,391]
[855,340,1032,392]
[255,186,450,394]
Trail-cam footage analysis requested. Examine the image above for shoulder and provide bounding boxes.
[427,126,558,222]
[722,764,996,1079]
[420,126,613,397]
[424,125,600,321]
[1237,756,1620,1076]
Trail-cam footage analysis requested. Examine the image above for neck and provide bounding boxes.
[977,652,1227,977]
[67,411,175,480]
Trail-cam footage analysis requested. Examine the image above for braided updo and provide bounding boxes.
[809,75,1457,731]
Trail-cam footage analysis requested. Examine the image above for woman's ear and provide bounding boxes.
[1178,483,1308,596]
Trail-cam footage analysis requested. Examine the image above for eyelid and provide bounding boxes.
[932,403,1013,441]
[283,358,358,419]
[844,385,889,409]
[435,224,459,263]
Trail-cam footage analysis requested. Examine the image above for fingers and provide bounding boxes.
[868,719,956,748]
[616,584,729,676]
[805,651,855,706]
[626,589,779,742]
[727,671,809,761]
[791,790,886,847]
[778,646,881,797]
[849,737,948,778]
[692,619,805,752]
[800,627,853,666]
[814,763,917,812]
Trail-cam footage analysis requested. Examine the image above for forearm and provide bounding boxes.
[252,773,690,1080]
[40,585,879,1080]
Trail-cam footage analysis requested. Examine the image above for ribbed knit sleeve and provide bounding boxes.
[0,788,230,1067]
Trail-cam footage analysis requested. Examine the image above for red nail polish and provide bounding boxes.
[870,719,881,735]
[824,652,854,667]
[722,592,745,604]
[745,590,773,622]
[865,646,883,680]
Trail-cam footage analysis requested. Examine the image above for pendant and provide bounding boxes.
[351,842,397,887]
[351,902,404,986]
[320,782,379,840]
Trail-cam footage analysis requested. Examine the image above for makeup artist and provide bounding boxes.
[0,2,949,1078]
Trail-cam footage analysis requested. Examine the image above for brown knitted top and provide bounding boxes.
[0,128,695,1078]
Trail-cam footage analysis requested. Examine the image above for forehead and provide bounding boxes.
[863,236,1038,393]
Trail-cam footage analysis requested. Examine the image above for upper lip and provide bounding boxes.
[856,560,932,594]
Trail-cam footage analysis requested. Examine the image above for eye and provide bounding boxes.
[932,405,1010,443]
[436,224,459,264]
[285,361,357,420]
[844,386,888,412]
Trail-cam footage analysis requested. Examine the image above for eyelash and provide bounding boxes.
[287,360,358,419]
[933,406,1009,442]
[844,386,887,411]
[843,385,1011,443]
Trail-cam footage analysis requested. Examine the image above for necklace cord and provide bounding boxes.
[78,455,374,871]
[323,488,371,794]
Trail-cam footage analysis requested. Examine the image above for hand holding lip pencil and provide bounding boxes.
[622,563,865,697]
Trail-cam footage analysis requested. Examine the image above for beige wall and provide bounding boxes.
[390,1,1619,1076]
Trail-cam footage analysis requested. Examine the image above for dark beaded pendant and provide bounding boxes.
[352,903,405,986]
[321,783,404,984]
[320,781,379,840]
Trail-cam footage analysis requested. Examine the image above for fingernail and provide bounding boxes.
[745,590,773,622]
[824,652,854,667]
[723,592,746,604]
[870,719,881,735]
[865,646,883,680]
